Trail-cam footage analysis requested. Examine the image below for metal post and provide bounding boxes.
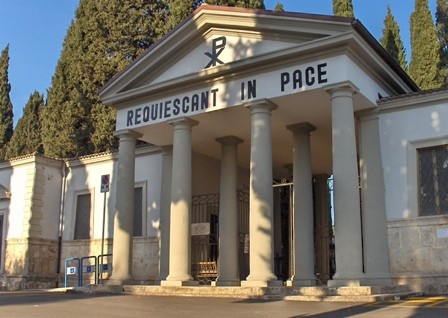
[100,191,106,284]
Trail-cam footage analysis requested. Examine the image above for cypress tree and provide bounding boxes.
[274,2,284,12]
[42,0,169,158]
[168,0,197,30]
[6,91,44,158]
[0,45,14,160]
[409,0,442,89]
[204,0,265,9]
[380,5,407,70]
[436,0,448,83]
[333,0,354,18]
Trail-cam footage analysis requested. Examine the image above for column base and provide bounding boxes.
[106,278,136,286]
[327,278,363,287]
[161,280,199,287]
[212,280,241,287]
[241,280,283,287]
[286,278,317,287]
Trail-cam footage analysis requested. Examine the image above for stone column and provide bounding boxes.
[162,117,199,287]
[214,136,243,286]
[157,146,173,282]
[241,99,282,287]
[326,84,364,287]
[358,111,392,285]
[109,129,142,284]
[286,122,316,287]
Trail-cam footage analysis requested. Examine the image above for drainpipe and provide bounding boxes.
[56,160,69,288]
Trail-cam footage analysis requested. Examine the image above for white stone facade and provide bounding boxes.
[0,7,447,294]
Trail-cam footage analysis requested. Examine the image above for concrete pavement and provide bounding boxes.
[0,290,447,317]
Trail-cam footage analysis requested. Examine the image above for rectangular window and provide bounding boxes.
[134,187,143,237]
[74,193,92,240]
[418,145,448,216]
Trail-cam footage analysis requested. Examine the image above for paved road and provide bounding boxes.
[0,291,447,318]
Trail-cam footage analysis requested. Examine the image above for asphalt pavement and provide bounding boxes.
[0,290,447,318]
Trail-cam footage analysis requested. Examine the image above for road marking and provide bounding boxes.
[366,296,448,308]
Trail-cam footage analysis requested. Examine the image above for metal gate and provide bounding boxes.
[191,191,249,279]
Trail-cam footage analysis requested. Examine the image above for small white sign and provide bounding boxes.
[66,267,77,275]
[437,228,448,238]
[191,223,210,236]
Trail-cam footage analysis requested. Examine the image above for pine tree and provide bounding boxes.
[0,45,14,160]
[436,0,448,83]
[6,91,44,158]
[380,6,407,70]
[42,0,169,158]
[410,0,442,89]
[333,0,354,18]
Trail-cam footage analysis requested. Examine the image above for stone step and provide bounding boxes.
[73,284,422,302]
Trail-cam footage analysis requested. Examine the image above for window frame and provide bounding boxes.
[0,210,6,273]
[73,190,94,240]
[408,137,448,218]
[134,181,147,237]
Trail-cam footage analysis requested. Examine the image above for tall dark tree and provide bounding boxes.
[42,0,169,158]
[0,45,14,160]
[380,5,407,70]
[436,0,448,83]
[333,0,354,18]
[410,0,442,89]
[6,91,44,158]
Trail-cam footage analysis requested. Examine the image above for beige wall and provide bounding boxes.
[388,216,448,294]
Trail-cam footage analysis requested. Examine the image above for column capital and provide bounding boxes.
[215,135,244,145]
[287,122,316,134]
[113,129,143,139]
[324,81,359,97]
[243,98,278,112]
[167,116,198,128]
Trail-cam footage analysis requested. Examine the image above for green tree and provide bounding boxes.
[204,0,265,9]
[333,0,354,18]
[274,2,284,12]
[436,0,448,83]
[409,0,442,89]
[168,0,198,30]
[6,91,44,158]
[380,5,407,70]
[0,45,14,160]
[42,0,169,158]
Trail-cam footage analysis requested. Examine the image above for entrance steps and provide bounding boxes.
[74,284,421,302]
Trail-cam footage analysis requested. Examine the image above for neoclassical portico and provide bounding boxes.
[99,6,418,289]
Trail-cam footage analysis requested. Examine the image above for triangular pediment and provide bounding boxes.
[100,6,356,105]
[0,184,11,200]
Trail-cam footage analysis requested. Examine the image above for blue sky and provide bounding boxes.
[0,1,437,125]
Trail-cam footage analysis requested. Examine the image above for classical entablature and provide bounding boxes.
[99,6,417,177]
